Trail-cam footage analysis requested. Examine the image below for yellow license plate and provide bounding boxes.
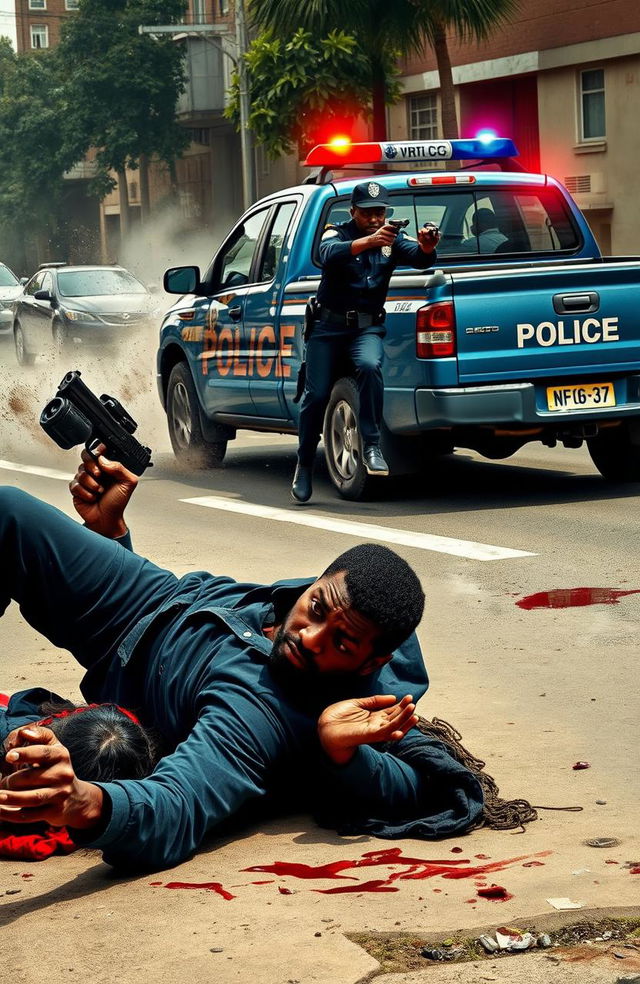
[546,381,616,411]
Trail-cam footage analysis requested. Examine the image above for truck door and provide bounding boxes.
[244,200,299,419]
[203,207,272,415]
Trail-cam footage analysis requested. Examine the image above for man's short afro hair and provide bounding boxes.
[322,543,425,654]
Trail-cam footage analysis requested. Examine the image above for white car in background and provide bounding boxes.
[0,263,27,343]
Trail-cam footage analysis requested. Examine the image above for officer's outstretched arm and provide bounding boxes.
[69,444,138,540]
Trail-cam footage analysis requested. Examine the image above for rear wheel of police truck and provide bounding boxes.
[587,421,640,482]
[323,376,375,500]
[167,362,227,468]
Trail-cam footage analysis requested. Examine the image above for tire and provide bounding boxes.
[587,422,640,482]
[166,362,227,468]
[323,376,372,500]
[14,322,34,366]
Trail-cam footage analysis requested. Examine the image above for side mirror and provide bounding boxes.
[34,289,53,302]
[164,266,201,295]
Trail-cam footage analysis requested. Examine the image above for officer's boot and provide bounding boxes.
[291,462,313,503]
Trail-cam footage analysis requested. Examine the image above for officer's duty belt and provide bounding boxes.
[318,306,379,329]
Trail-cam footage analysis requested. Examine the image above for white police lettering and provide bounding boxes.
[382,141,452,161]
[516,317,620,348]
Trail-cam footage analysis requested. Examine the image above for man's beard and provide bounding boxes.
[268,626,360,706]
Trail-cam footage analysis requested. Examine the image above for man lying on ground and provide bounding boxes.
[0,452,482,870]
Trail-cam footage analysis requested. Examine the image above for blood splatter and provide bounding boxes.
[477,884,513,901]
[516,588,640,610]
[315,880,399,894]
[522,861,545,868]
[163,881,235,900]
[630,866,640,874]
[451,846,463,853]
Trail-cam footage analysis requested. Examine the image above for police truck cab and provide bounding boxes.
[157,136,640,499]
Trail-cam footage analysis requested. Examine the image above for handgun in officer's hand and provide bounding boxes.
[40,370,153,476]
[388,218,410,231]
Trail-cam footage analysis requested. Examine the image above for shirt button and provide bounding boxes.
[243,631,252,638]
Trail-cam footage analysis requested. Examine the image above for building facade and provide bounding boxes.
[15,0,77,53]
[389,0,640,254]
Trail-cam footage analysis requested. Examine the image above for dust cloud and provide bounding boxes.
[0,208,230,467]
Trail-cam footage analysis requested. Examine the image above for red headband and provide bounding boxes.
[37,703,141,727]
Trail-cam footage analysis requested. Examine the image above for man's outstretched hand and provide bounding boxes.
[0,725,105,831]
[69,444,138,539]
[318,694,418,765]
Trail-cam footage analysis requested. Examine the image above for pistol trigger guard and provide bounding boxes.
[86,439,102,463]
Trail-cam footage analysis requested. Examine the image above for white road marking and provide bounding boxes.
[0,459,70,480]
[181,495,535,561]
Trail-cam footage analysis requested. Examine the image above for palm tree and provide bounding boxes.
[409,0,520,139]
[247,0,519,140]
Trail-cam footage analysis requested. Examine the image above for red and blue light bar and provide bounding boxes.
[304,137,519,167]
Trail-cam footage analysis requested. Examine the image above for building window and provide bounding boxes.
[66,0,80,8]
[580,68,605,140]
[409,93,438,141]
[219,0,229,14]
[30,24,49,48]
[29,0,46,8]
[192,0,205,22]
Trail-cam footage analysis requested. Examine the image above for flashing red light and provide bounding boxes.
[416,302,456,358]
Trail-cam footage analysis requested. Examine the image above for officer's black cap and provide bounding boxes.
[351,181,390,209]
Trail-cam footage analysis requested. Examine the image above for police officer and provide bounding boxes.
[292,181,440,503]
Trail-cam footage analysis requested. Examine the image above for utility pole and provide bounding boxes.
[234,0,255,209]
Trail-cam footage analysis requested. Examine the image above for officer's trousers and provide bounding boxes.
[296,321,384,466]
[0,488,178,702]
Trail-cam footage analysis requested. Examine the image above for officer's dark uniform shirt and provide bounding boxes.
[317,219,437,316]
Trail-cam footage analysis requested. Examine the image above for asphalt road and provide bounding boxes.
[1,350,639,983]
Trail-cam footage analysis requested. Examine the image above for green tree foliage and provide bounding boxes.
[0,46,80,268]
[226,28,400,157]
[56,0,188,189]
[247,0,520,140]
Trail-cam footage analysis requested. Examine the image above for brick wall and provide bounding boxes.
[402,0,640,75]
[14,0,75,54]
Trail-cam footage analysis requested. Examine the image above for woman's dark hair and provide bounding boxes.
[38,701,157,782]
[322,543,425,655]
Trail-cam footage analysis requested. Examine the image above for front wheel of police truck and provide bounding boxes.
[167,362,227,469]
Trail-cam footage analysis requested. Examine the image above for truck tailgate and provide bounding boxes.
[452,259,640,383]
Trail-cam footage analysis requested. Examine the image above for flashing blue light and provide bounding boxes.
[452,137,518,159]
[476,129,498,145]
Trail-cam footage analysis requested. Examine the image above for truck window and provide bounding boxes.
[460,190,580,256]
[256,201,297,283]
[415,193,475,256]
[218,208,271,289]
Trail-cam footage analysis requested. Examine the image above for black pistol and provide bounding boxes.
[388,218,410,230]
[40,370,153,476]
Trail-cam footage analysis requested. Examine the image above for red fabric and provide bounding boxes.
[37,703,140,727]
[0,693,9,707]
[0,825,76,860]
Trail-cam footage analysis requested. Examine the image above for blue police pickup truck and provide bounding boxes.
[157,136,640,499]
